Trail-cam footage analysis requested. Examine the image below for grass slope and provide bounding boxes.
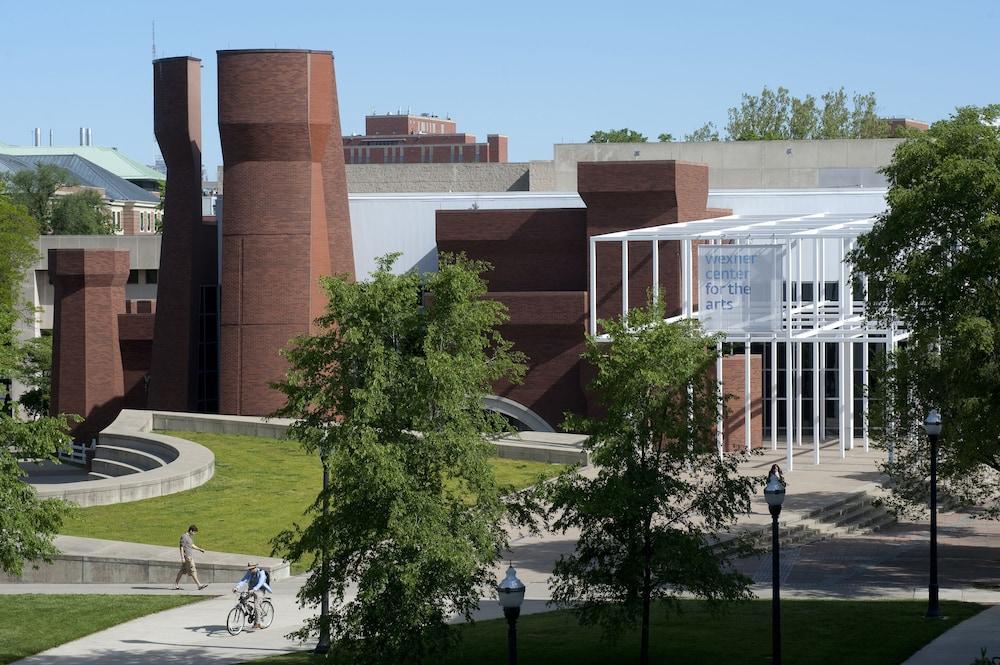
[250,600,984,665]
[59,430,566,559]
[0,594,203,664]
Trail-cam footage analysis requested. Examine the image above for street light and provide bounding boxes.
[498,564,526,665]
[764,464,786,665]
[924,409,942,619]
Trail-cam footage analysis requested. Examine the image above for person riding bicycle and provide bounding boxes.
[233,562,272,629]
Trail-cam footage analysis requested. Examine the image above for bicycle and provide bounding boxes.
[226,590,274,635]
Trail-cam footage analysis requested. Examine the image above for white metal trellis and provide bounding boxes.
[588,213,908,471]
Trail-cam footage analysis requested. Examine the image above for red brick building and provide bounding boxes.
[343,113,507,164]
[436,161,762,449]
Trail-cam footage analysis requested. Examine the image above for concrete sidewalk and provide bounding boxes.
[902,604,1000,665]
[9,579,314,665]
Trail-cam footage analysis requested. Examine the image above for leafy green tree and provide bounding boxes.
[589,128,648,143]
[0,183,72,576]
[657,133,674,142]
[850,91,889,139]
[684,122,720,142]
[3,164,73,233]
[271,254,525,664]
[726,85,791,140]
[848,105,1000,516]
[50,190,114,235]
[15,335,52,417]
[541,300,756,665]
[818,88,851,138]
[790,94,819,139]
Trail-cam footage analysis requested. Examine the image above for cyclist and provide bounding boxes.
[233,562,272,629]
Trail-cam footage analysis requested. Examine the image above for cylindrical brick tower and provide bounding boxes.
[149,56,210,412]
[49,249,130,442]
[217,49,354,416]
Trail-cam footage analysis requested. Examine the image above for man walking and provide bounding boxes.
[174,524,209,590]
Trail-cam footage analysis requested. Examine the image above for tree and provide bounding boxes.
[848,105,1000,516]
[789,94,819,139]
[271,254,525,664]
[693,86,890,141]
[14,334,52,418]
[818,88,850,139]
[589,128,648,143]
[726,86,791,140]
[684,122,720,142]
[50,190,114,235]
[657,133,674,142]
[0,182,72,576]
[850,91,889,139]
[3,164,73,233]
[540,300,756,665]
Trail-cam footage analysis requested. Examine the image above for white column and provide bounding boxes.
[813,340,820,464]
[862,340,869,453]
[684,240,694,318]
[652,239,659,310]
[785,240,793,472]
[745,334,751,452]
[621,241,629,320]
[716,341,724,459]
[589,238,597,336]
[888,333,896,465]
[795,341,803,448]
[770,337,778,450]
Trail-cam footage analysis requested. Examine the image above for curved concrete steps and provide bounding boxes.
[93,444,168,472]
[31,410,215,507]
[90,458,145,477]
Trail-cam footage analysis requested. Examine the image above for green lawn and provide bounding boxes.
[59,430,567,560]
[0,594,204,664]
[249,600,984,665]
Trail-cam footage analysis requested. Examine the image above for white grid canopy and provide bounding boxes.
[587,211,905,472]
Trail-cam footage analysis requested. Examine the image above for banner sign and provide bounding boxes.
[697,245,784,333]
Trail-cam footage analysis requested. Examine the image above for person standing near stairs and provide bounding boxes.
[174,524,209,590]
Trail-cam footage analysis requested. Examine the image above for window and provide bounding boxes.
[146,269,158,284]
[127,270,140,284]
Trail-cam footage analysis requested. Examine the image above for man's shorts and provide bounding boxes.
[179,556,197,575]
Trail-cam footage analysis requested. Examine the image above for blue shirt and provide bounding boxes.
[234,569,272,593]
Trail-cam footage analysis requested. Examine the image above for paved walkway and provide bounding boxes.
[8,439,1000,664]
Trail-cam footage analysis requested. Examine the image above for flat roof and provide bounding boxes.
[592,211,879,241]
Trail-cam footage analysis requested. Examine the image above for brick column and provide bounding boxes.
[218,49,354,416]
[578,161,731,323]
[49,249,130,442]
[149,56,210,412]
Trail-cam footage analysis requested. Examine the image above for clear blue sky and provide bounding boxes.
[1,0,997,174]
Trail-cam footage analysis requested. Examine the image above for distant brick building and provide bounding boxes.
[343,113,507,164]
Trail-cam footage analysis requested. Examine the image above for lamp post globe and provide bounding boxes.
[498,564,525,665]
[924,409,942,619]
[765,464,785,665]
[924,409,942,438]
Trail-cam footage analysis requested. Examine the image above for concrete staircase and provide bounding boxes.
[89,438,179,480]
[741,490,897,553]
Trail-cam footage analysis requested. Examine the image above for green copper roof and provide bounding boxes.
[0,145,165,182]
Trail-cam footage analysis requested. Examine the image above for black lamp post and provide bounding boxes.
[764,464,786,665]
[924,409,942,619]
[315,449,331,654]
[498,564,526,665]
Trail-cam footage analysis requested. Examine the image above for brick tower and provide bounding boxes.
[217,49,354,416]
[149,56,218,412]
